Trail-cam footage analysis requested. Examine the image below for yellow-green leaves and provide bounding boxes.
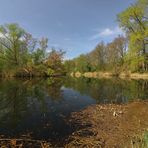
[118,0,148,72]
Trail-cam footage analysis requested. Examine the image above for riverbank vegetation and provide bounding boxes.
[0,24,65,77]
[65,0,148,76]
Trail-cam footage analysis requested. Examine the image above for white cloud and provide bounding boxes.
[90,26,124,40]
[100,28,113,36]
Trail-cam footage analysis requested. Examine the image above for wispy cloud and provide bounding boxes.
[64,38,71,41]
[99,28,115,36]
[90,26,123,41]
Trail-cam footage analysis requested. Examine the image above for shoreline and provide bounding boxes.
[0,101,147,147]
[70,72,148,80]
[66,101,148,147]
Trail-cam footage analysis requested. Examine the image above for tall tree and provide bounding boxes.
[46,49,65,74]
[88,42,106,71]
[0,24,36,70]
[32,37,48,65]
[106,36,127,72]
[118,0,148,72]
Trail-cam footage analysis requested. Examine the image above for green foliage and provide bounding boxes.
[75,54,93,72]
[88,41,106,71]
[46,68,55,76]
[1,0,148,76]
[0,23,65,77]
[65,0,148,74]
[118,0,148,72]
[131,131,148,148]
[64,36,126,74]
[143,131,148,147]
[45,48,65,74]
[0,23,26,68]
[32,48,45,65]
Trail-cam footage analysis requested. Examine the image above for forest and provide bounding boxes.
[0,0,148,78]
[0,24,65,77]
[65,0,148,74]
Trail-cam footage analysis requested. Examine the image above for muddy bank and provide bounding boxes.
[0,101,147,147]
[65,101,148,147]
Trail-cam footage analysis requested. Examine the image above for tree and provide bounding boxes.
[106,36,127,72]
[75,54,92,72]
[118,0,148,72]
[0,24,25,66]
[0,23,66,77]
[88,42,106,71]
[64,60,76,72]
[64,37,127,74]
[32,38,48,65]
[46,49,65,74]
[0,24,37,72]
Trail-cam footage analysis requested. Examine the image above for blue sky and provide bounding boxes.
[0,0,136,59]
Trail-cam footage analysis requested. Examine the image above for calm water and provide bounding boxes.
[0,77,147,144]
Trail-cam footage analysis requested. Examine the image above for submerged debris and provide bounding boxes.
[0,138,52,148]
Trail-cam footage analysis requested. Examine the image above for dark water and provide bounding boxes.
[0,77,147,144]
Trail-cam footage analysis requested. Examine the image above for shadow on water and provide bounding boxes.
[0,77,147,145]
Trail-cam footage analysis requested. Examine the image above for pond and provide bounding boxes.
[0,77,147,144]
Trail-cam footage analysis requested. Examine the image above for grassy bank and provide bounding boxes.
[70,71,148,79]
[66,101,148,147]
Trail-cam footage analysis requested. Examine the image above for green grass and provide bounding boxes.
[131,131,148,148]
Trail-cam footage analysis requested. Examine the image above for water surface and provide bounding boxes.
[0,77,147,143]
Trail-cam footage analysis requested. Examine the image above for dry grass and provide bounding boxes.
[70,72,148,79]
[129,73,148,80]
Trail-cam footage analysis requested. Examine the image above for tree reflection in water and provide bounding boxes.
[0,77,147,141]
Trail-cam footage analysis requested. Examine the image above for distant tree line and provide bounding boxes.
[0,24,65,77]
[65,0,148,74]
